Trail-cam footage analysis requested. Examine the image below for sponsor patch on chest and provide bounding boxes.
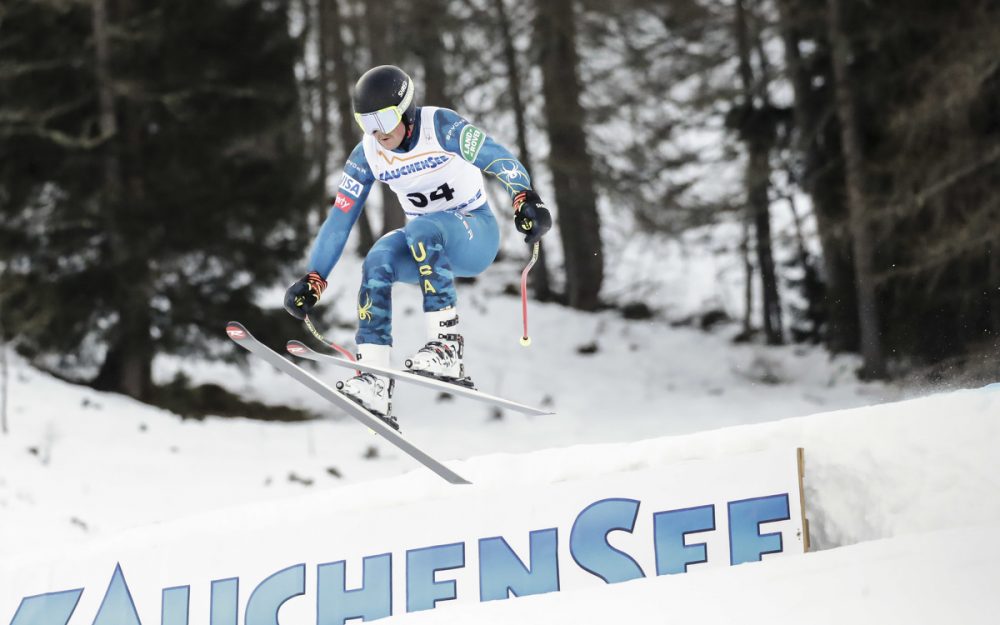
[377,154,452,181]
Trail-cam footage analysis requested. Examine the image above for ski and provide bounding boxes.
[225,322,471,485]
[285,339,553,417]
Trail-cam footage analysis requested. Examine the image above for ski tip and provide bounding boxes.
[286,340,310,356]
[225,321,249,340]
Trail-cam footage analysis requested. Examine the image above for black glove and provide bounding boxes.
[512,190,552,245]
[283,271,328,320]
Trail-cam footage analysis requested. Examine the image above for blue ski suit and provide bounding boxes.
[306,107,532,346]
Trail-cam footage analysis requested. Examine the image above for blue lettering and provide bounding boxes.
[317,554,392,624]
[7,491,804,621]
[8,589,82,625]
[728,494,790,565]
[653,505,715,574]
[245,564,305,625]
[210,578,239,625]
[570,498,645,584]
[406,542,464,612]
[479,529,559,601]
[381,155,450,180]
[93,564,141,625]
[162,586,190,625]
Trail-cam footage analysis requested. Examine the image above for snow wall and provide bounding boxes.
[3,384,999,625]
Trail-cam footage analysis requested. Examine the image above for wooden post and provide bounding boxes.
[797,447,810,552]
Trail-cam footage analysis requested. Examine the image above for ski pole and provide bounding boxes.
[519,242,540,347]
[304,315,356,362]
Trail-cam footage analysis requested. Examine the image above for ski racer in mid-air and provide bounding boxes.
[283,65,552,427]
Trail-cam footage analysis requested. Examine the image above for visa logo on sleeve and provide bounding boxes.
[339,173,363,198]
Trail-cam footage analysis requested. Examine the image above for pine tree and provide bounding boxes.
[494,0,554,300]
[775,0,860,354]
[731,0,785,345]
[535,0,604,311]
[0,0,312,399]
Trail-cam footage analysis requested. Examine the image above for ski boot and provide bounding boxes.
[405,308,476,389]
[336,344,399,431]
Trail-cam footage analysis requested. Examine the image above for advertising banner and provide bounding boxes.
[2,447,807,624]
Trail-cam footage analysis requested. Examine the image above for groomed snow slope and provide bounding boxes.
[2,378,997,623]
[395,385,1000,624]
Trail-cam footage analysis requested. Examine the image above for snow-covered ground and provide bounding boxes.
[1,250,902,557]
[4,249,997,623]
[2,350,997,622]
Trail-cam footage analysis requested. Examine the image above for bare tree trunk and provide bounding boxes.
[827,0,887,378]
[749,149,782,343]
[411,0,454,109]
[1,0,12,430]
[535,0,603,311]
[328,0,375,255]
[735,0,783,344]
[495,0,552,299]
[93,0,120,210]
[314,0,332,221]
[90,0,154,400]
[785,191,825,342]
[1,267,7,435]
[776,0,859,353]
[496,0,529,173]
[990,225,1000,339]
[741,212,754,338]
[785,188,809,262]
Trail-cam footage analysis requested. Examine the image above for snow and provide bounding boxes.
[2,251,998,622]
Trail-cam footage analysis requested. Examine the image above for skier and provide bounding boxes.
[283,65,552,424]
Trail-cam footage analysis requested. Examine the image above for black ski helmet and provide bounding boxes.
[352,65,416,134]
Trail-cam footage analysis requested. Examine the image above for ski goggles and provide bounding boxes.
[354,106,404,135]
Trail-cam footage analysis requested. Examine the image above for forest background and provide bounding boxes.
[1,0,997,414]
